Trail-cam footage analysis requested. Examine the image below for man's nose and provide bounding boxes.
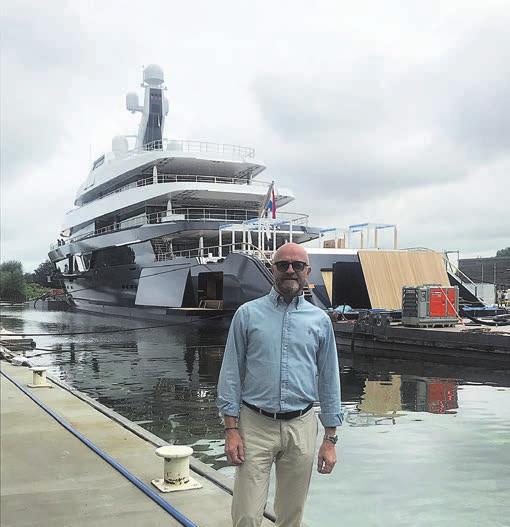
[285,264,295,274]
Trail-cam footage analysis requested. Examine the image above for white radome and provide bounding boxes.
[143,64,164,86]
[126,92,140,112]
[112,135,129,157]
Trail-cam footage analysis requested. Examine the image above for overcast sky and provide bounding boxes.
[1,0,509,272]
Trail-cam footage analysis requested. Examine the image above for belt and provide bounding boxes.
[242,400,313,420]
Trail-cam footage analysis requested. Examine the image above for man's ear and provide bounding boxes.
[306,266,311,276]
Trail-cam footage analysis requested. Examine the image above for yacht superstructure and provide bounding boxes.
[48,65,366,319]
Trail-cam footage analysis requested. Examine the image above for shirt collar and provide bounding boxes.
[269,287,305,308]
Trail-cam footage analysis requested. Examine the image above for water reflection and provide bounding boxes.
[1,306,510,468]
[346,375,403,427]
[344,374,459,427]
[3,306,509,526]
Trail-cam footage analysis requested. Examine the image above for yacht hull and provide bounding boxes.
[60,246,361,320]
[63,250,275,320]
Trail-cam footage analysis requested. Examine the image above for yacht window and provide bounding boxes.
[90,246,136,268]
[74,255,85,273]
[55,260,68,273]
[82,254,92,270]
[92,155,105,171]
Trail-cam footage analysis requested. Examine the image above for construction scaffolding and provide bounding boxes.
[348,223,398,249]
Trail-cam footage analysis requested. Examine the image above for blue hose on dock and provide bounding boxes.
[0,369,199,527]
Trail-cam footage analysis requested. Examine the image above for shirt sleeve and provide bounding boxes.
[317,314,342,428]
[216,305,247,417]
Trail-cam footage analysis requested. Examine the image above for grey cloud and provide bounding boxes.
[261,123,467,208]
[438,18,510,159]
[0,1,90,183]
[253,65,388,140]
[0,169,74,271]
[252,14,510,212]
[1,1,87,71]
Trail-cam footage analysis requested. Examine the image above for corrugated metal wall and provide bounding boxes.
[459,257,510,289]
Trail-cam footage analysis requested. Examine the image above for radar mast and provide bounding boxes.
[126,64,169,149]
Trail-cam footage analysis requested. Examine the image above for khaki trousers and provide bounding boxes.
[232,405,318,527]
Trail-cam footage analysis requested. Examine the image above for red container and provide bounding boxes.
[429,287,457,317]
[402,285,459,327]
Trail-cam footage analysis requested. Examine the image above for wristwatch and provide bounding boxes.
[324,434,338,445]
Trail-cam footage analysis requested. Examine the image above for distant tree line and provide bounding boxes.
[0,260,62,303]
[496,247,510,257]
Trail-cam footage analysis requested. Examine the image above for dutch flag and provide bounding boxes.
[260,181,277,219]
[267,186,277,219]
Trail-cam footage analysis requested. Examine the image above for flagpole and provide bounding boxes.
[272,185,276,220]
[259,181,274,218]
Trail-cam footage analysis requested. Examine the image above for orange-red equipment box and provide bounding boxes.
[402,285,459,327]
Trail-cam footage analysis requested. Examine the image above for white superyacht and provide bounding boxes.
[48,65,397,320]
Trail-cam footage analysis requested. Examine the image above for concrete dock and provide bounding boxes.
[0,360,274,527]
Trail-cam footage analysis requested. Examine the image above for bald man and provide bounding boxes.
[217,243,342,527]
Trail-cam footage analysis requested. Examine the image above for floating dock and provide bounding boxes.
[0,328,35,351]
[334,320,510,365]
[0,360,276,527]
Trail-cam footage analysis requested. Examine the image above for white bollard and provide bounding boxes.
[27,367,53,388]
[151,445,202,493]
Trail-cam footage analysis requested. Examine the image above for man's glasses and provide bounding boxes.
[273,261,308,272]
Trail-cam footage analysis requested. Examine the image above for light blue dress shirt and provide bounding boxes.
[217,288,342,428]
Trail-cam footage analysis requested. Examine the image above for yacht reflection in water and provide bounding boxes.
[340,351,510,428]
[344,374,459,427]
[40,320,229,460]
[151,346,224,436]
[24,308,509,465]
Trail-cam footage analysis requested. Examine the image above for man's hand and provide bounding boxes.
[317,440,336,474]
[225,429,245,465]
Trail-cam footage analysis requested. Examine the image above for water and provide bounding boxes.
[2,306,509,526]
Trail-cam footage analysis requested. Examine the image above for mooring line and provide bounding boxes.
[1,311,232,337]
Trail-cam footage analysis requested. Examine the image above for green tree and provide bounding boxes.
[496,247,510,257]
[32,259,61,288]
[25,282,51,300]
[0,261,26,302]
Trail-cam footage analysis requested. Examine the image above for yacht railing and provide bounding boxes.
[91,209,261,238]
[96,173,269,201]
[173,208,261,221]
[68,209,309,244]
[155,242,275,262]
[133,139,255,159]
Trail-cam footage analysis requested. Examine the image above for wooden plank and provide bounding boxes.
[358,250,449,309]
[321,271,333,303]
